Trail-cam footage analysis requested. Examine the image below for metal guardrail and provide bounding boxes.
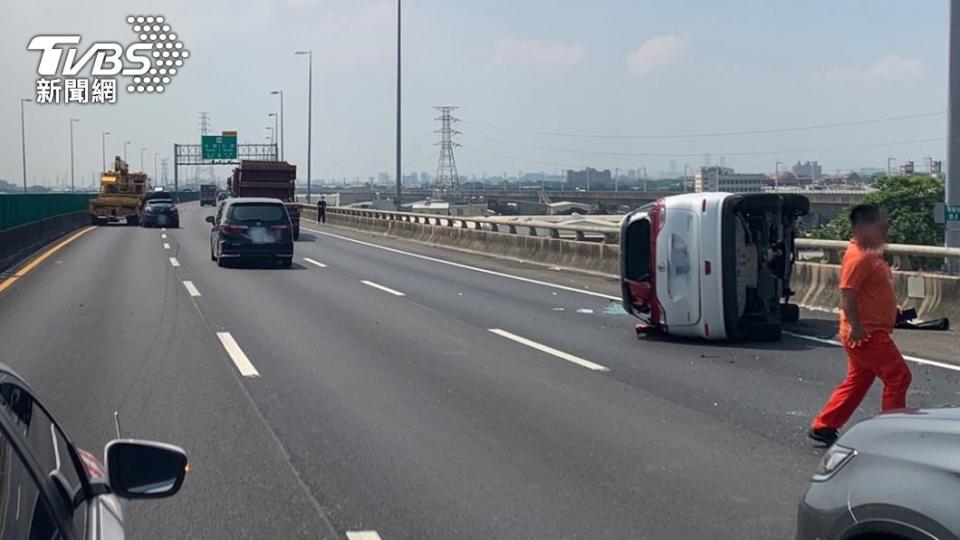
[329,207,618,242]
[328,207,959,271]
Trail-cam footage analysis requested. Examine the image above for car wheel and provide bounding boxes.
[780,303,800,323]
[217,256,228,268]
[279,258,292,269]
[171,220,180,228]
[737,194,781,214]
[90,215,100,225]
[293,228,300,241]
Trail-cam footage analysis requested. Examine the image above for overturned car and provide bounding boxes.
[620,192,808,341]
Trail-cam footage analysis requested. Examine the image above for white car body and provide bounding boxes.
[620,192,807,341]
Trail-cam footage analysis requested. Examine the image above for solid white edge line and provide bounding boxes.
[361,280,405,296]
[182,280,201,297]
[489,328,609,372]
[346,532,382,540]
[163,243,170,250]
[303,257,327,268]
[169,257,180,267]
[302,226,619,300]
[216,332,260,377]
[784,331,960,373]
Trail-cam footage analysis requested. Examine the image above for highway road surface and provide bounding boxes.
[1,202,959,539]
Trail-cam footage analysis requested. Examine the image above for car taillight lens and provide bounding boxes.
[220,224,248,234]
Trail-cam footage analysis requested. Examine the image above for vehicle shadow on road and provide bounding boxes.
[221,260,306,270]
[295,233,316,243]
[635,325,834,352]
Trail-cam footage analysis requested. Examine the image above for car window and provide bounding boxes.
[0,384,83,508]
[228,204,286,223]
[0,430,66,540]
[215,204,225,224]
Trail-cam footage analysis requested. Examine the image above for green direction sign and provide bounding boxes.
[201,134,237,160]
[948,205,960,222]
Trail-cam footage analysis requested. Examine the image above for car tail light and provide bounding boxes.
[220,223,248,234]
[704,260,712,275]
[701,198,707,212]
[704,323,710,337]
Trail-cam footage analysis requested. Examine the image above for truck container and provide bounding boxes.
[229,161,301,239]
[199,184,218,207]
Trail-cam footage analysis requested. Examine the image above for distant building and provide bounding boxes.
[565,167,612,190]
[791,160,822,181]
[695,166,765,193]
[900,161,915,175]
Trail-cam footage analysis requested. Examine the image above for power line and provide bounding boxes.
[461,133,946,159]
[461,111,945,140]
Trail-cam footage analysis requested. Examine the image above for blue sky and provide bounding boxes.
[0,0,950,186]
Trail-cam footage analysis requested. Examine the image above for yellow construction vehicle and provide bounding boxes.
[89,157,149,225]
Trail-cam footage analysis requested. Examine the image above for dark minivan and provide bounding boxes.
[207,198,294,268]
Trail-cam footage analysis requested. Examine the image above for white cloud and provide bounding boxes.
[809,54,923,84]
[626,32,692,76]
[492,37,586,67]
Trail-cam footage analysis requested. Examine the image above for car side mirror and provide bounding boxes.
[105,440,187,499]
[205,215,215,225]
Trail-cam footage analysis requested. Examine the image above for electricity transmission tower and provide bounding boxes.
[199,111,215,183]
[434,106,461,193]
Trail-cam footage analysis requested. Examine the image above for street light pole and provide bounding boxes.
[947,0,960,266]
[294,50,313,203]
[154,152,159,184]
[395,0,402,210]
[140,147,146,172]
[270,90,284,160]
[123,141,130,163]
[20,98,31,192]
[69,119,79,192]
[102,132,110,172]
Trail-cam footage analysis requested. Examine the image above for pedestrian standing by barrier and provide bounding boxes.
[809,204,912,446]
[316,196,326,224]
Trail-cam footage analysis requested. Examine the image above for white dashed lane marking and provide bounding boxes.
[303,257,327,268]
[346,532,382,540]
[182,280,201,297]
[489,328,609,372]
[216,332,260,377]
[169,257,180,267]
[361,280,405,297]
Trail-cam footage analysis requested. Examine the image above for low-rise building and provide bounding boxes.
[694,166,765,193]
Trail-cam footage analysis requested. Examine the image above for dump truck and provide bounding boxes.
[89,157,149,225]
[199,184,218,206]
[228,160,301,240]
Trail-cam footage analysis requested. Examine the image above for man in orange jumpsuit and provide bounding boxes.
[809,204,911,445]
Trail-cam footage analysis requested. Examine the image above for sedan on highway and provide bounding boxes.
[207,197,295,268]
[0,363,188,539]
[797,408,960,539]
[140,198,179,228]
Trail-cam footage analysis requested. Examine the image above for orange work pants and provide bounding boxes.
[812,331,912,430]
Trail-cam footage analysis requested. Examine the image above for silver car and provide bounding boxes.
[0,363,188,539]
[797,408,960,540]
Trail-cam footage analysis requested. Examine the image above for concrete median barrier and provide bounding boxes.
[310,208,960,321]
[0,211,89,273]
[306,208,620,275]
